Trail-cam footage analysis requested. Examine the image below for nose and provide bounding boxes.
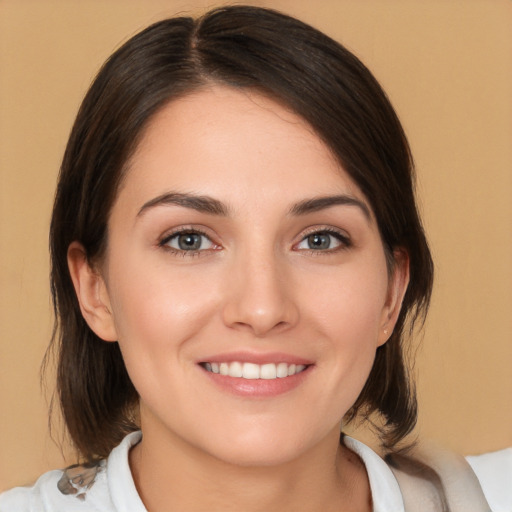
[221,250,300,337]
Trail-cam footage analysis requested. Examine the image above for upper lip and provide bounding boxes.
[197,351,314,366]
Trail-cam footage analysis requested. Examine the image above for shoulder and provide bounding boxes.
[466,447,512,512]
[0,460,111,512]
[343,436,405,512]
[0,431,144,512]
[344,435,512,512]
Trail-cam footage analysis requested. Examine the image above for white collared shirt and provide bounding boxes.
[1,431,510,512]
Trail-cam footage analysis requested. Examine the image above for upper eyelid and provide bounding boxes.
[297,225,351,240]
[158,234,216,257]
[159,225,214,243]
[157,224,352,249]
[158,229,219,256]
[293,226,352,250]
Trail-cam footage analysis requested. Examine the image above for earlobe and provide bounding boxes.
[378,249,410,346]
[67,241,118,342]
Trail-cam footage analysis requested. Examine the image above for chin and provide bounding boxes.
[210,440,306,468]
[197,421,328,468]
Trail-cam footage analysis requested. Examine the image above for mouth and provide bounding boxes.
[200,361,308,380]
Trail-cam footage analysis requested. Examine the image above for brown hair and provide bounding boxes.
[48,5,433,461]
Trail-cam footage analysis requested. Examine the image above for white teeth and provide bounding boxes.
[242,362,260,379]
[260,363,276,380]
[276,362,288,378]
[203,361,307,379]
[230,361,243,378]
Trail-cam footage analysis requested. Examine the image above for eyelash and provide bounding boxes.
[158,227,218,257]
[294,228,352,254]
[158,226,352,257]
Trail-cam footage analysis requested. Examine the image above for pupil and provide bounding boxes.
[178,233,201,250]
[308,233,330,250]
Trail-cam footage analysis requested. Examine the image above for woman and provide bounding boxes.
[0,5,509,512]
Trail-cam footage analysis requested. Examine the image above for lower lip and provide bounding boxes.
[200,365,312,398]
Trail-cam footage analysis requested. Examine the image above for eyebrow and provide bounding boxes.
[137,191,371,221]
[137,192,229,217]
[289,195,371,220]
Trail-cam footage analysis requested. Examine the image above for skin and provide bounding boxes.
[68,85,409,511]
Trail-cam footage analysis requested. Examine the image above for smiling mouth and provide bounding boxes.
[200,361,308,380]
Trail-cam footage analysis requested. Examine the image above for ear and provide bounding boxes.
[377,248,410,346]
[67,241,118,342]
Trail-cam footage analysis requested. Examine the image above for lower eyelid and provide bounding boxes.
[295,230,351,250]
[159,230,216,250]
[158,227,351,254]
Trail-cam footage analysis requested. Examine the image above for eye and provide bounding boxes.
[160,230,216,253]
[295,230,350,252]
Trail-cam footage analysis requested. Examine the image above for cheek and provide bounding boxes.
[303,260,389,340]
[104,262,224,409]
[106,259,222,353]
[300,258,389,401]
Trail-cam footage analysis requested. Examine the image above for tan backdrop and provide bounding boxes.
[1,0,511,490]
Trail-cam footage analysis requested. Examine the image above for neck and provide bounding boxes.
[129,420,371,512]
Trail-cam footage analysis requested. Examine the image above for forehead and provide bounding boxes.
[120,85,367,212]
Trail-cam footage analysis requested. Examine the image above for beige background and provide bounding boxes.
[1,0,511,490]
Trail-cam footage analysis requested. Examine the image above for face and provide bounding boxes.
[72,86,407,466]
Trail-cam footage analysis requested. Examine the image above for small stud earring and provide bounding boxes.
[383,328,388,335]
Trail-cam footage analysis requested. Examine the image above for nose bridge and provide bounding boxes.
[222,241,298,336]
